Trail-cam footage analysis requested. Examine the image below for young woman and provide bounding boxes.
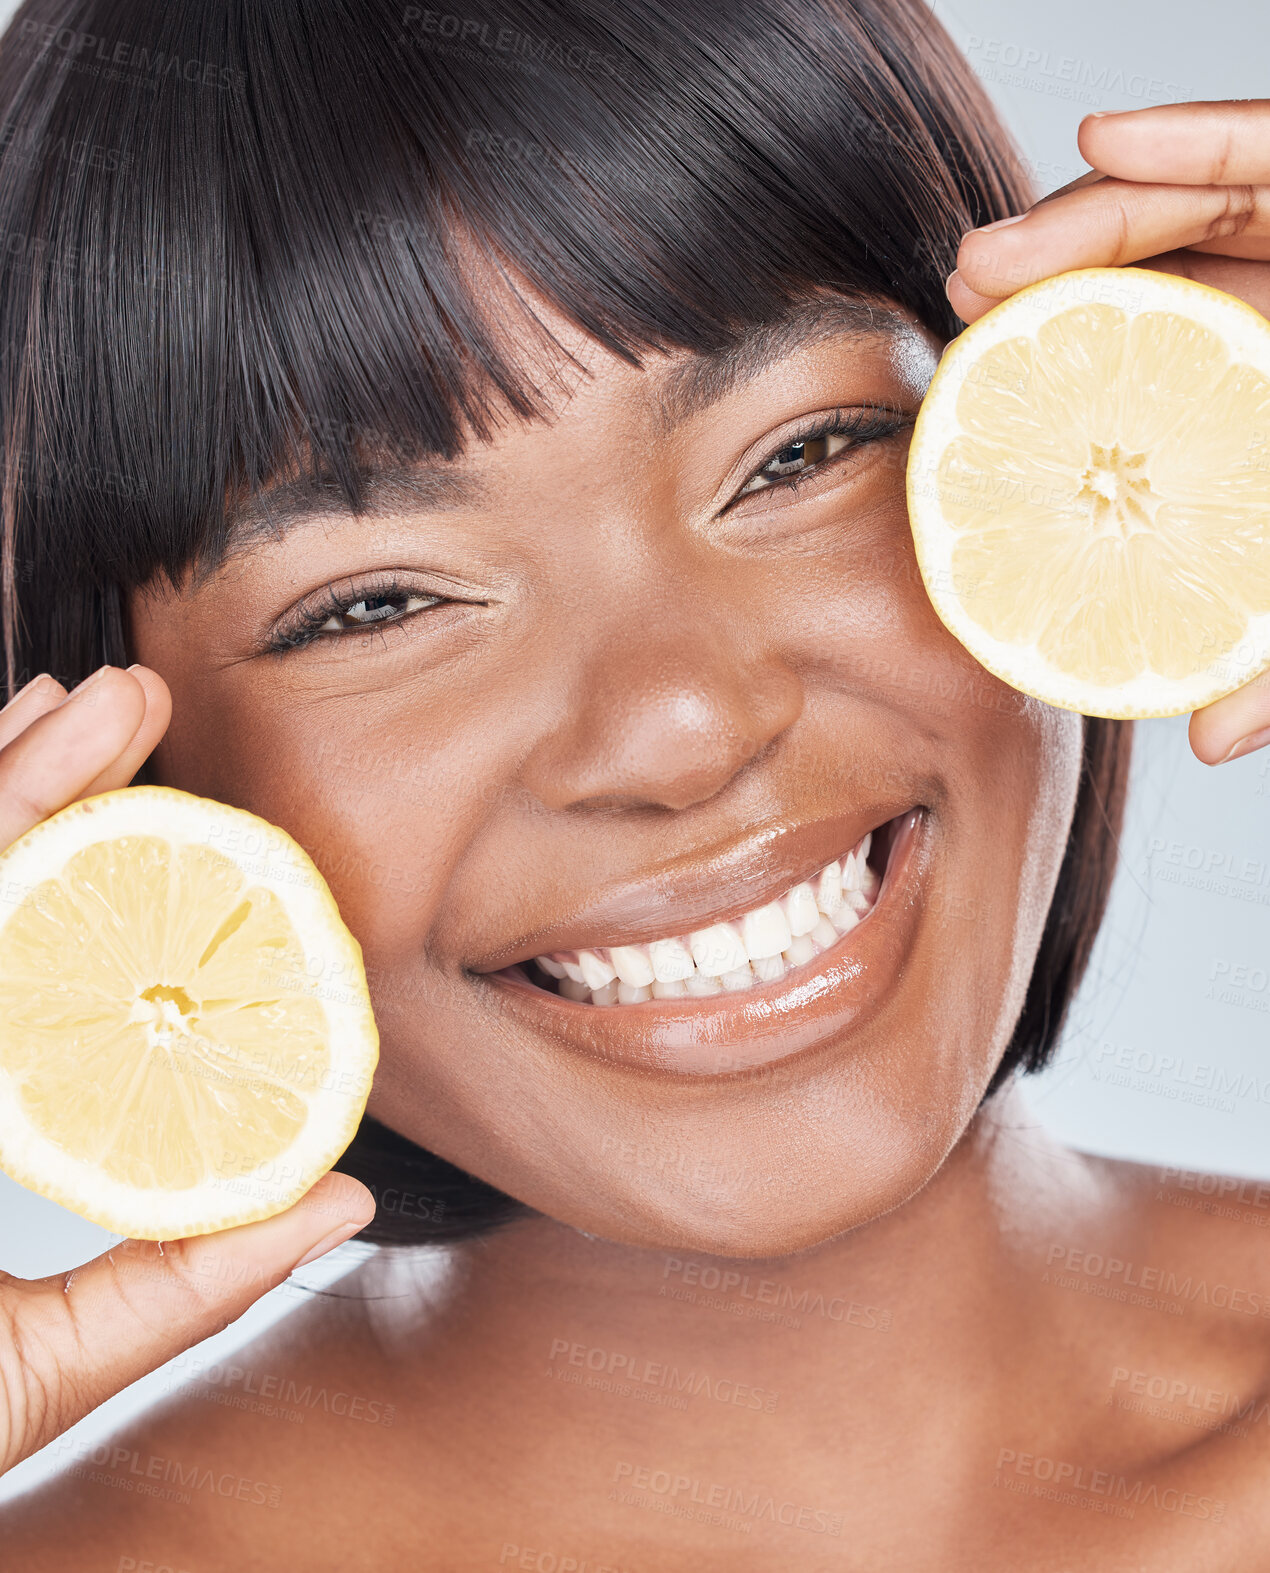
[1,0,1268,1565]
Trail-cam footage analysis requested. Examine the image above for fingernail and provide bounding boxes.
[71,664,111,694]
[945,268,960,299]
[126,663,144,674]
[971,212,1029,235]
[1218,726,1270,764]
[1,671,50,710]
[294,1219,366,1269]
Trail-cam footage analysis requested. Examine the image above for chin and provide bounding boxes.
[523,1080,977,1262]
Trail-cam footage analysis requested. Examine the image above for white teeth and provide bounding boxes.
[784,934,816,966]
[578,949,618,990]
[783,883,820,937]
[649,937,696,982]
[610,945,656,988]
[843,840,872,891]
[815,862,845,916]
[741,901,792,961]
[689,923,749,978]
[532,828,884,1004]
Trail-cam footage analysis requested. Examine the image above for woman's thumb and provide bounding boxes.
[3,1171,375,1473]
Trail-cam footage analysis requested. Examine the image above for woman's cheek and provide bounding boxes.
[788,483,1083,999]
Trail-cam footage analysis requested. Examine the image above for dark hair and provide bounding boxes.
[0,0,1131,1243]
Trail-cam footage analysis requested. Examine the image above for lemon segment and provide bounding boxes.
[907,267,1270,718]
[0,786,378,1239]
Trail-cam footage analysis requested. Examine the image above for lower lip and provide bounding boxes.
[482,808,930,1077]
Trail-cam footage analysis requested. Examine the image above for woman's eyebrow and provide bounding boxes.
[657,298,913,429]
[223,464,482,556]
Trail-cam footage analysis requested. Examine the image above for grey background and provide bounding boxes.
[1,0,1268,1499]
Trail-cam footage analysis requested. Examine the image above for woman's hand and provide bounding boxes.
[0,666,375,1478]
[947,100,1270,764]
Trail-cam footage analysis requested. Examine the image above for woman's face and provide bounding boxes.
[129,294,1083,1256]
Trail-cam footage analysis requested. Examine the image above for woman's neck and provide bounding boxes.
[354,1080,1108,1502]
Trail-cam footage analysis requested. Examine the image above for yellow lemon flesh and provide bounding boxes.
[907,267,1270,718]
[0,787,377,1239]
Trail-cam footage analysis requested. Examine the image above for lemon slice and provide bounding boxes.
[907,266,1270,718]
[0,786,377,1239]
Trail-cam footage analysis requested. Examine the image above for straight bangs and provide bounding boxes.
[0,0,1029,683]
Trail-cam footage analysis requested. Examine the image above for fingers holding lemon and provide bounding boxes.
[0,672,377,1477]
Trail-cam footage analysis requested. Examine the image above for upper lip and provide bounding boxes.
[469,803,918,973]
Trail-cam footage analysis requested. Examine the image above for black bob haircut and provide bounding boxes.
[0,0,1131,1243]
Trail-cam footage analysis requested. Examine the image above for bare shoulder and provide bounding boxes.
[1082,1150,1270,1309]
[0,1263,404,1572]
[1067,1151,1270,1479]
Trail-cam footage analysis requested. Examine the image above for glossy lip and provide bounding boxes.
[469,804,912,972]
[477,807,929,1077]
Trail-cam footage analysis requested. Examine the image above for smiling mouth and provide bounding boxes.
[500,812,908,1008]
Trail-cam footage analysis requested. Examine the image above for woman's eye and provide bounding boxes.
[738,430,856,496]
[267,580,457,654]
[315,590,441,633]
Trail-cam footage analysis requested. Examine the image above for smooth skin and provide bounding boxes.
[3,101,1270,1570]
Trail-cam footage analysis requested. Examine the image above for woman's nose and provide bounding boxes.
[519,611,804,814]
